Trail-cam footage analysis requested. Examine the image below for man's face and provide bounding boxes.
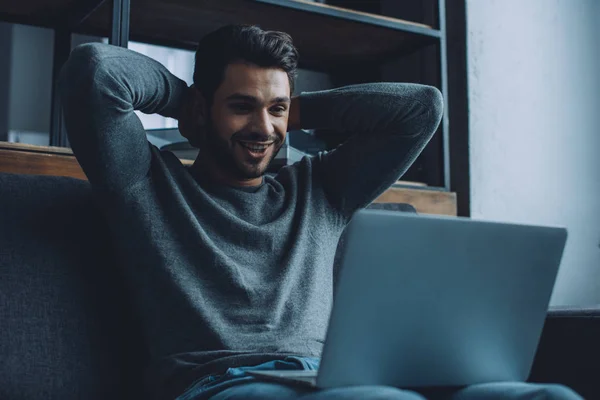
[202,62,290,183]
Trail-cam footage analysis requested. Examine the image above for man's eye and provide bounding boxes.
[231,104,252,112]
[271,106,286,114]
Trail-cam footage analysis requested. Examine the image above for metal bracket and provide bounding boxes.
[110,0,131,48]
[50,0,131,146]
[49,29,72,147]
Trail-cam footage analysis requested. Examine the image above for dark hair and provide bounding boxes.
[193,25,299,105]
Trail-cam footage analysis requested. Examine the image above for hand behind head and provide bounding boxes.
[178,85,207,148]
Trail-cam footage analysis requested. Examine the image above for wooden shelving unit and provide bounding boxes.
[2,0,442,70]
[0,0,461,205]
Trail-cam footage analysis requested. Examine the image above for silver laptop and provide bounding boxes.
[248,209,568,389]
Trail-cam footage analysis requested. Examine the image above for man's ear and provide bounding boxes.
[193,89,208,128]
[179,85,208,148]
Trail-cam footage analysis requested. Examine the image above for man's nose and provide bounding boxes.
[251,109,275,137]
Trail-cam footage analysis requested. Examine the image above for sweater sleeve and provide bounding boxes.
[298,83,444,220]
[58,43,188,191]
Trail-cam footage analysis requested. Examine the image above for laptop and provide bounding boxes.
[247,209,568,389]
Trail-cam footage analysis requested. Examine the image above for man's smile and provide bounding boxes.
[236,140,274,159]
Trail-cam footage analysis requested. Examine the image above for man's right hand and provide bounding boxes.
[178,85,206,148]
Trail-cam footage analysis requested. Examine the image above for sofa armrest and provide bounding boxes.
[529,306,600,399]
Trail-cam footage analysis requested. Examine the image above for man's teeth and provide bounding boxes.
[240,142,270,151]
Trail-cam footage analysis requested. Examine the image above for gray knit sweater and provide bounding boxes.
[58,43,443,399]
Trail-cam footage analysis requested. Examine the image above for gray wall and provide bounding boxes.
[0,25,105,144]
[7,24,54,137]
[0,22,12,141]
[467,0,600,306]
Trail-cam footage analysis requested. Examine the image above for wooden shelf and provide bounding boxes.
[0,141,456,216]
[1,0,440,71]
[0,142,87,181]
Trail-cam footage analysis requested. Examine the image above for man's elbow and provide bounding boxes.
[419,85,444,125]
[390,84,444,137]
[58,43,107,95]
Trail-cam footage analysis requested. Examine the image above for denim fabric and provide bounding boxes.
[176,356,320,400]
[175,356,583,400]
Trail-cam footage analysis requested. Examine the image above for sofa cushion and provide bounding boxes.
[529,306,600,400]
[0,173,145,400]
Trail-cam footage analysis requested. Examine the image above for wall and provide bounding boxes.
[0,22,12,141]
[467,0,600,306]
[7,24,54,139]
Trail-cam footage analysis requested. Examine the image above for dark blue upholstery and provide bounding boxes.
[529,307,600,399]
[0,173,145,400]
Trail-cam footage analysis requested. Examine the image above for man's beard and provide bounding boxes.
[201,122,283,181]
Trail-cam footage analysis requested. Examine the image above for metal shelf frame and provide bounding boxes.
[1,0,469,211]
[47,0,130,147]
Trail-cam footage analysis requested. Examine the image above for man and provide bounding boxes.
[59,25,581,400]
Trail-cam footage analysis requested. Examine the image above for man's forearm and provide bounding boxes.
[60,43,188,119]
[297,83,443,219]
[296,83,442,140]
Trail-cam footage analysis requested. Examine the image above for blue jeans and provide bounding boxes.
[176,357,582,400]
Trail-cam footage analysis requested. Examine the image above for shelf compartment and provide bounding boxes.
[73,0,440,71]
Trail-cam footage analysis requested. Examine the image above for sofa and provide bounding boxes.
[1,172,598,400]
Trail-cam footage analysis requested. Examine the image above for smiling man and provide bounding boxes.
[184,61,294,187]
[58,25,581,400]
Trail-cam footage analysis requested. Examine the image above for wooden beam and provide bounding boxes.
[0,148,87,180]
[374,186,457,216]
[0,141,457,215]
